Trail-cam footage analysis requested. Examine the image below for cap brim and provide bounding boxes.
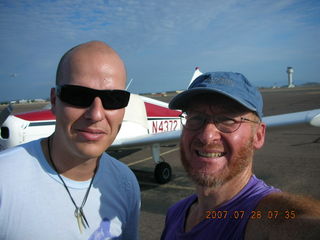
[169,87,257,113]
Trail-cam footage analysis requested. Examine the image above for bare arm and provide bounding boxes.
[245,192,320,240]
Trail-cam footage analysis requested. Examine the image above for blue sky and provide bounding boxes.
[0,0,319,102]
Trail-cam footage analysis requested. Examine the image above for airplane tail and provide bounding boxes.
[188,67,203,87]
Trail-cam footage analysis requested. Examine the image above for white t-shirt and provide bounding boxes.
[0,139,140,240]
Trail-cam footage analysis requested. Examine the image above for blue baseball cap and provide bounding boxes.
[169,72,263,119]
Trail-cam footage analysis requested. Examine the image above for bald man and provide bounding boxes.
[0,41,140,239]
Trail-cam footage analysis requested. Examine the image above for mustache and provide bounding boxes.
[193,140,225,150]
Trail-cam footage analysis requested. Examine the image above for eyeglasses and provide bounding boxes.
[180,112,260,133]
[56,85,130,110]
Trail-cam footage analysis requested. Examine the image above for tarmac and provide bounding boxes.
[1,85,320,239]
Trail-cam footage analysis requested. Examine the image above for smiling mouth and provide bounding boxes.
[196,151,226,158]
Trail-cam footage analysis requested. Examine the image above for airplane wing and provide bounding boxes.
[264,109,320,129]
[110,129,181,150]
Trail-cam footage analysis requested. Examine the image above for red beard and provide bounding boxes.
[180,136,254,188]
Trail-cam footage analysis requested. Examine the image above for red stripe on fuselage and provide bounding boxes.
[15,110,56,121]
[14,103,180,121]
[144,102,181,117]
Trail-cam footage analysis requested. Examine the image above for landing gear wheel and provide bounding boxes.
[154,162,172,184]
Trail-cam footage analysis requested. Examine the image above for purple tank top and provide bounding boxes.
[161,175,280,240]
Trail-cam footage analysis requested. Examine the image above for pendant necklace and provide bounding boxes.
[47,137,98,233]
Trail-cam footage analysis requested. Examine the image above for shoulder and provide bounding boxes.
[101,152,140,193]
[0,140,40,168]
[0,140,44,188]
[257,192,320,216]
[101,153,141,211]
[245,192,320,240]
[102,152,137,180]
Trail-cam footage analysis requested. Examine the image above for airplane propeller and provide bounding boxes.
[0,104,13,127]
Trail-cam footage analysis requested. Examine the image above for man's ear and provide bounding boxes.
[253,122,266,150]
[50,88,56,115]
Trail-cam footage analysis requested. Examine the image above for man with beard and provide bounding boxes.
[161,72,320,239]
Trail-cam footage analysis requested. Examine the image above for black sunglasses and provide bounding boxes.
[56,85,130,110]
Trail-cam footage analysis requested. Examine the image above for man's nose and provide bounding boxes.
[198,121,222,144]
[84,97,105,122]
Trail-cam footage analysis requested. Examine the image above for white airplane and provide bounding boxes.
[1,68,320,184]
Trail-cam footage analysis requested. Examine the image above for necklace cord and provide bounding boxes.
[47,137,99,229]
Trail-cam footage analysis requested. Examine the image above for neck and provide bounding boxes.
[184,169,252,232]
[41,136,99,181]
[196,169,252,210]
